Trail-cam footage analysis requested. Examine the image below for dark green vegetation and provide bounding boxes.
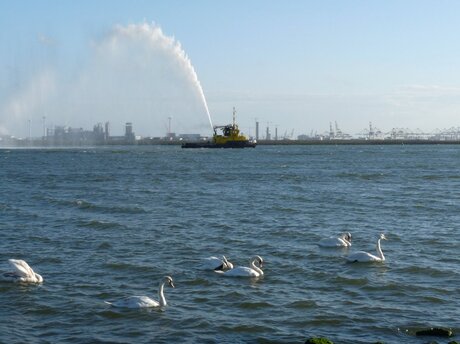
[416,328,454,337]
[305,338,334,344]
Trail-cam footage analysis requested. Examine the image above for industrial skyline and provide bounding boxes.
[3,117,460,147]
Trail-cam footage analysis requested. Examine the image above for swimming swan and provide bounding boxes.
[105,276,175,308]
[319,232,352,247]
[2,259,43,283]
[216,256,264,277]
[201,256,234,271]
[347,234,387,262]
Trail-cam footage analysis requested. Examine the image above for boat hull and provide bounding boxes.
[182,141,256,148]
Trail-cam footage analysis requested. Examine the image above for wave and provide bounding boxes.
[332,275,369,286]
[420,175,443,180]
[79,220,127,230]
[309,316,346,326]
[395,265,458,278]
[220,324,276,334]
[238,301,274,309]
[25,305,60,316]
[97,310,135,319]
[72,199,147,214]
[87,175,117,182]
[97,242,112,249]
[103,262,154,274]
[335,172,386,180]
[183,277,214,287]
[288,300,318,309]
[421,295,448,304]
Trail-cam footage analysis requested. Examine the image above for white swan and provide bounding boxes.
[216,256,264,277]
[201,256,234,271]
[319,232,352,247]
[2,259,43,283]
[105,276,175,308]
[347,234,387,262]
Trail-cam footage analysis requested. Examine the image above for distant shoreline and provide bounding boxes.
[255,139,460,145]
[3,139,460,148]
[143,139,460,146]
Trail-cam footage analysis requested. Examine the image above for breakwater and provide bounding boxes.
[257,139,460,145]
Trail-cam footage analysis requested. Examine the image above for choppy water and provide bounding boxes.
[0,145,459,344]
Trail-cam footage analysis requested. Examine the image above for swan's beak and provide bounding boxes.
[169,281,175,288]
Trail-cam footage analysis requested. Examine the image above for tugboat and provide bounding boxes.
[182,107,256,148]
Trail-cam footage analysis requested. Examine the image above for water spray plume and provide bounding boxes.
[0,22,213,137]
[108,23,213,130]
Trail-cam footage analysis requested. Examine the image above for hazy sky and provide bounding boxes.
[1,0,460,138]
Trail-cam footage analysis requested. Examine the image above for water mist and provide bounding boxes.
[0,22,213,137]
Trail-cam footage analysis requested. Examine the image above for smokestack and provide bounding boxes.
[105,122,110,142]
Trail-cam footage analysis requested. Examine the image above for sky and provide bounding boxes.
[1,0,460,138]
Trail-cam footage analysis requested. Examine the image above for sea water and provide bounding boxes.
[0,145,459,343]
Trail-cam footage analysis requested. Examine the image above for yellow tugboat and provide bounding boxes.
[182,107,256,148]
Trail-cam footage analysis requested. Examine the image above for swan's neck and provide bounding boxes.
[158,281,167,307]
[339,235,351,246]
[376,239,385,261]
[250,259,264,276]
